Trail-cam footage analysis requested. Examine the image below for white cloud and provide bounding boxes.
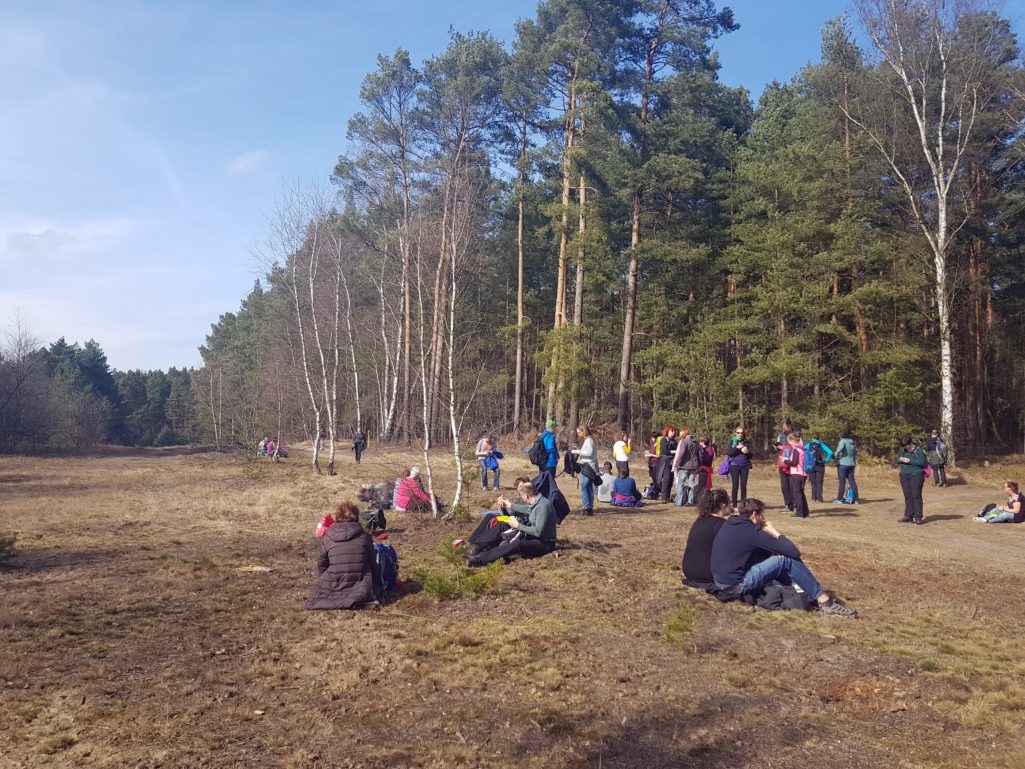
[226,150,269,174]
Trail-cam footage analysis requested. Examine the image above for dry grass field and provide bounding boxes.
[3,444,1025,768]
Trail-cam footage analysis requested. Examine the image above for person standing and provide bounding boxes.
[897,435,928,524]
[805,433,834,503]
[774,419,795,512]
[925,429,949,487]
[832,430,859,504]
[727,426,752,508]
[475,434,500,491]
[644,431,660,485]
[612,433,631,474]
[697,437,716,505]
[672,428,700,507]
[784,432,810,518]
[655,426,677,503]
[352,430,367,465]
[541,420,560,472]
[571,425,598,516]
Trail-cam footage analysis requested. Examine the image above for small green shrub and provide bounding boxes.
[241,454,264,480]
[919,658,941,672]
[0,533,16,564]
[662,600,702,650]
[409,541,504,599]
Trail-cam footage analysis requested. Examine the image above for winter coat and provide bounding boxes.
[305,522,379,610]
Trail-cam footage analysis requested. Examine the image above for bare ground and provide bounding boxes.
[2,446,1025,768]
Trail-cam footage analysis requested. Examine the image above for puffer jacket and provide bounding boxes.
[305,522,378,610]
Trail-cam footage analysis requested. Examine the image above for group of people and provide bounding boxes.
[680,490,857,616]
[305,415,995,612]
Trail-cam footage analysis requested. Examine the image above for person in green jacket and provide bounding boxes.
[832,431,859,504]
[897,435,929,524]
[467,481,557,566]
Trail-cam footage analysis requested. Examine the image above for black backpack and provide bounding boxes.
[527,434,547,467]
[563,451,581,477]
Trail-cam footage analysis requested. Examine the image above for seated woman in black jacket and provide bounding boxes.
[682,489,732,590]
[305,501,380,610]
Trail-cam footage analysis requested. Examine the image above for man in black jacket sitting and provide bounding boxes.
[710,498,856,617]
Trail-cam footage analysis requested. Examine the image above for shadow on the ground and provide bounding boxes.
[556,539,623,555]
[4,547,124,573]
[812,510,859,517]
[921,514,965,523]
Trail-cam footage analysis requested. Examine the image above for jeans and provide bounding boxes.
[580,474,595,511]
[779,468,794,509]
[900,473,925,520]
[984,510,1015,523]
[674,469,697,506]
[479,459,500,489]
[738,555,823,602]
[788,474,809,517]
[729,464,749,506]
[808,466,825,501]
[837,465,858,502]
[930,464,948,485]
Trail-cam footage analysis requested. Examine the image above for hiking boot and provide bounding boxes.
[898,517,913,523]
[463,544,481,559]
[818,599,858,618]
[466,556,483,568]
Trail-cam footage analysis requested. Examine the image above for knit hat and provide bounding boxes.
[410,466,421,477]
[545,419,557,428]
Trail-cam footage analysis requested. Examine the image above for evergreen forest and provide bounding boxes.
[3,0,1024,468]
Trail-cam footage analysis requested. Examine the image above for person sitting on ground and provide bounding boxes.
[465,481,557,567]
[682,489,732,591]
[358,481,394,508]
[257,437,268,456]
[305,501,381,610]
[394,466,438,513]
[710,498,857,616]
[611,468,644,507]
[597,462,615,504]
[974,481,1024,523]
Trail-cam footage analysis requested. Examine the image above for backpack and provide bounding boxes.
[643,483,658,500]
[527,434,547,467]
[563,451,581,477]
[374,542,399,593]
[361,507,387,534]
[803,444,818,474]
[842,487,856,504]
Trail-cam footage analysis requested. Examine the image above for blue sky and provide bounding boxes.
[6,0,996,371]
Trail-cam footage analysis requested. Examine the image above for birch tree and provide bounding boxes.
[851,0,1014,459]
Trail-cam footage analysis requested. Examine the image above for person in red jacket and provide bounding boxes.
[394,466,438,513]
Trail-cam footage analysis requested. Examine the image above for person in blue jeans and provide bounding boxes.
[832,430,860,503]
[710,498,857,616]
[975,481,1024,523]
[571,424,598,516]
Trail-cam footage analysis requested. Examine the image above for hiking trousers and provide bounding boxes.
[900,473,925,521]
[779,468,794,510]
[788,474,809,518]
[476,536,554,565]
[729,465,749,506]
[808,466,825,501]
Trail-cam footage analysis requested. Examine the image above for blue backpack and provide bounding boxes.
[803,443,819,473]
[842,487,856,504]
[374,543,399,593]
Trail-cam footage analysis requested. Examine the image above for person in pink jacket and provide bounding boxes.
[394,466,435,513]
[783,432,809,518]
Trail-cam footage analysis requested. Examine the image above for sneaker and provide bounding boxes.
[466,556,483,568]
[897,517,913,523]
[830,499,844,505]
[818,599,858,618]
[973,516,987,523]
[913,518,924,525]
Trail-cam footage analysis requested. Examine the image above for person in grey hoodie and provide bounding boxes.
[571,424,599,516]
[672,428,700,507]
[832,430,860,503]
